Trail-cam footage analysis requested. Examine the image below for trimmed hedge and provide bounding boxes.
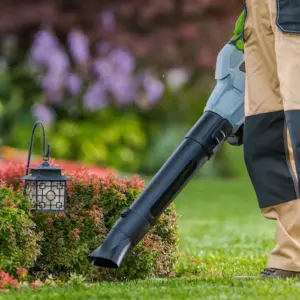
[0,164,180,282]
[0,184,41,277]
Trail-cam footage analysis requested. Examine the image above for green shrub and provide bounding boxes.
[31,171,179,281]
[0,184,41,277]
[110,203,179,281]
[97,175,179,280]
[0,164,180,281]
[29,171,108,281]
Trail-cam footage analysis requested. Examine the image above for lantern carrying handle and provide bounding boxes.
[26,121,51,175]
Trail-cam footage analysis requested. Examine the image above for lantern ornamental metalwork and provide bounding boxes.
[21,121,70,212]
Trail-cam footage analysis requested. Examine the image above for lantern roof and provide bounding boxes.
[21,161,70,181]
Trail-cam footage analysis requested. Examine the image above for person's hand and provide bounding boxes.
[230,10,245,51]
[227,124,244,146]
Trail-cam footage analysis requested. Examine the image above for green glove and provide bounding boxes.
[230,10,245,51]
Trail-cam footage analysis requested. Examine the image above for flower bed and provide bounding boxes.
[0,146,114,178]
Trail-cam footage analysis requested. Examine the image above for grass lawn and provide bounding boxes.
[3,170,300,299]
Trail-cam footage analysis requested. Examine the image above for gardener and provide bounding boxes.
[231,0,300,279]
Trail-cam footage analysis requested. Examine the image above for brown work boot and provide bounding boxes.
[234,268,300,280]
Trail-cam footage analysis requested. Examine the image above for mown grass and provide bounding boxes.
[3,277,300,300]
[3,153,300,299]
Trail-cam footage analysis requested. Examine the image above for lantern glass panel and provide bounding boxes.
[25,180,36,203]
[25,180,66,212]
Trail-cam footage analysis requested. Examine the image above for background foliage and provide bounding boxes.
[0,0,244,176]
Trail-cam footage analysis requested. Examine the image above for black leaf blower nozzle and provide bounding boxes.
[88,111,233,268]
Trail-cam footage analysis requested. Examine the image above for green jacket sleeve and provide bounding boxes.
[230,10,245,51]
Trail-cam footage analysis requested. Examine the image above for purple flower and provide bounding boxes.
[143,73,164,104]
[93,58,114,79]
[108,49,135,74]
[29,29,71,104]
[68,30,90,65]
[47,49,69,73]
[31,104,56,124]
[83,81,108,111]
[30,30,59,65]
[99,10,116,31]
[65,73,82,96]
[29,29,69,79]
[41,71,65,103]
[166,68,189,90]
[34,46,69,103]
[107,73,137,105]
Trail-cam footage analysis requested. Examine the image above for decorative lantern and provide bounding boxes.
[21,121,70,212]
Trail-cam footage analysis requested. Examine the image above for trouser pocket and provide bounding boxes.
[276,0,300,33]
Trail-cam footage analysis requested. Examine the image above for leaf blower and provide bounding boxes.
[88,42,245,268]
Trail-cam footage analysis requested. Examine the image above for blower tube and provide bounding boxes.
[88,111,233,268]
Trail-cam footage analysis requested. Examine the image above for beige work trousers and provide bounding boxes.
[243,0,300,271]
